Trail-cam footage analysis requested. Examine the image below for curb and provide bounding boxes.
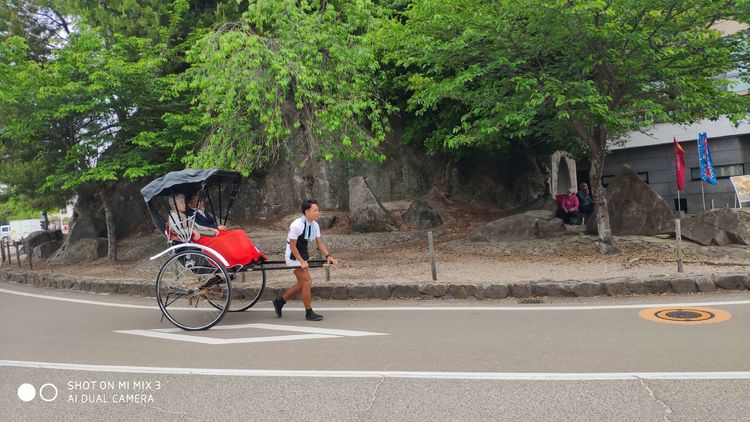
[1,268,749,300]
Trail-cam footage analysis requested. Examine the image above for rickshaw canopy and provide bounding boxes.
[140,169,242,202]
[141,168,243,236]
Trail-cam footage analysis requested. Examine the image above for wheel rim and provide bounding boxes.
[226,268,266,312]
[156,251,231,330]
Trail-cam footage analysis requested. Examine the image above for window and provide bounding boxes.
[674,198,687,213]
[602,172,648,188]
[690,164,744,181]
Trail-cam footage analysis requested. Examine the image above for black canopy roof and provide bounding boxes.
[141,169,243,235]
[140,169,242,202]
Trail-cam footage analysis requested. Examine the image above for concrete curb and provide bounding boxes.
[2,268,749,300]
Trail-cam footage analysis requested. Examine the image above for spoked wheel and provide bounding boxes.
[156,250,232,331]
[226,266,266,312]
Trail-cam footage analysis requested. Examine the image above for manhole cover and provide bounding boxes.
[639,307,731,325]
[656,309,713,321]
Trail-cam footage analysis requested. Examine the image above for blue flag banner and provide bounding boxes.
[697,132,717,185]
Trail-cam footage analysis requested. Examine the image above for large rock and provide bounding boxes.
[317,215,337,229]
[32,240,61,259]
[52,237,107,263]
[348,177,399,232]
[230,135,550,220]
[401,200,443,229]
[512,196,559,214]
[467,210,567,241]
[586,164,675,236]
[681,208,750,246]
[24,230,62,250]
[67,182,151,244]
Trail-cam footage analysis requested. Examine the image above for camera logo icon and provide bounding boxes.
[17,383,58,402]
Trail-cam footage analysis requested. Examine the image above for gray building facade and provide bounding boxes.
[601,120,750,214]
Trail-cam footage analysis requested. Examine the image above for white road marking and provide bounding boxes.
[2,287,750,312]
[152,323,387,337]
[116,323,388,344]
[1,360,749,381]
[0,288,155,309]
[115,330,338,345]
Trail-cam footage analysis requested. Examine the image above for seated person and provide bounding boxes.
[186,195,226,230]
[167,193,264,267]
[555,187,580,225]
[577,182,594,215]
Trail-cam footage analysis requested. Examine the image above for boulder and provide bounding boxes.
[32,240,61,259]
[586,164,675,236]
[467,210,567,242]
[512,196,559,214]
[401,200,443,229]
[348,177,398,232]
[24,230,62,250]
[52,237,107,263]
[317,215,337,229]
[67,182,151,244]
[680,208,750,246]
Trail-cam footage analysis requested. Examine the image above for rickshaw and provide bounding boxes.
[140,169,325,331]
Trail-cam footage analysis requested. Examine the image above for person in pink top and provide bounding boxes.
[556,187,581,225]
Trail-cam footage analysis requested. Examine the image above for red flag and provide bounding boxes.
[674,137,686,191]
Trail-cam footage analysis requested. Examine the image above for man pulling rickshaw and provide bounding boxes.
[141,169,334,330]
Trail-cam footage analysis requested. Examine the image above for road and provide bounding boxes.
[1,281,749,421]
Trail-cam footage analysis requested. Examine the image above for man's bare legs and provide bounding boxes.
[274,267,322,320]
[282,268,312,310]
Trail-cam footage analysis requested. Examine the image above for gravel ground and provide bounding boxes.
[21,227,750,288]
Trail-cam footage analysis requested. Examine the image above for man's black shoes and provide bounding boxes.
[305,310,323,321]
[272,297,285,318]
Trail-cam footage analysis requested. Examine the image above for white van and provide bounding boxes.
[0,225,9,242]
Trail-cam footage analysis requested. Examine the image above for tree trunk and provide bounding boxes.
[588,138,617,254]
[99,192,117,261]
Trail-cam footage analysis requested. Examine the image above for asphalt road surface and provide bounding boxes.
[1,281,749,421]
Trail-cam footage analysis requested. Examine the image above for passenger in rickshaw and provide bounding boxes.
[167,194,264,267]
[186,195,226,230]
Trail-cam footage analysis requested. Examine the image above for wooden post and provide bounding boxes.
[1,239,5,264]
[6,240,11,264]
[427,231,437,281]
[26,239,32,270]
[675,219,684,273]
[15,241,21,267]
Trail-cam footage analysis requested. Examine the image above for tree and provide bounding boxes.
[378,0,750,253]
[0,0,70,60]
[175,0,393,174]
[0,1,234,259]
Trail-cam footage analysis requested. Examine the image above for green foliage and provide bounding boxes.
[379,0,750,153]
[0,28,174,202]
[0,1,227,207]
[0,0,69,59]
[177,0,392,174]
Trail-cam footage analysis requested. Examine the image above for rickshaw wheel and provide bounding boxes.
[225,267,266,312]
[156,250,232,331]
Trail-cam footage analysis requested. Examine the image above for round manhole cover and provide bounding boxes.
[639,307,731,325]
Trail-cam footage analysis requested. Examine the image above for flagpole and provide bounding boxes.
[677,190,681,215]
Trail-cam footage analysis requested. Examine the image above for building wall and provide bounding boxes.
[602,134,750,214]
